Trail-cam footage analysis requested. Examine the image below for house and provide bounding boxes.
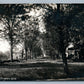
[66,42,75,59]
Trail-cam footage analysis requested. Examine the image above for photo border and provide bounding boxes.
[0,0,84,4]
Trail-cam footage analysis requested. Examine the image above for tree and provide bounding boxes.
[68,5,84,60]
[44,4,70,74]
[53,4,84,74]
[54,4,69,75]
[0,4,25,61]
[20,14,40,60]
[20,4,49,60]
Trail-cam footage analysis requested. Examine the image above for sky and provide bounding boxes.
[0,38,10,53]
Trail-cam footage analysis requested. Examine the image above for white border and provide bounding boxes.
[0,82,84,84]
[0,0,84,4]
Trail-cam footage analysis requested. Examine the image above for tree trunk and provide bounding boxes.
[57,4,69,75]
[8,19,14,62]
[10,28,13,62]
[10,40,13,62]
[59,28,69,75]
[22,49,24,59]
[25,49,27,60]
[62,52,69,75]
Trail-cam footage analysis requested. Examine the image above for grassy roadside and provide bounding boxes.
[0,61,84,81]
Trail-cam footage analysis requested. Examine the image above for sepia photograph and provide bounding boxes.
[0,4,84,81]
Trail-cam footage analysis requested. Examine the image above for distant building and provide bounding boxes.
[66,42,75,59]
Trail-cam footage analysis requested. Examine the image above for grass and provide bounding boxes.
[0,60,84,81]
[0,68,66,81]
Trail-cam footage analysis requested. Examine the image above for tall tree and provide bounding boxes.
[20,14,40,60]
[44,4,69,74]
[0,4,25,61]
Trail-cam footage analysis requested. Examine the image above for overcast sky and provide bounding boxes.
[0,0,84,4]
